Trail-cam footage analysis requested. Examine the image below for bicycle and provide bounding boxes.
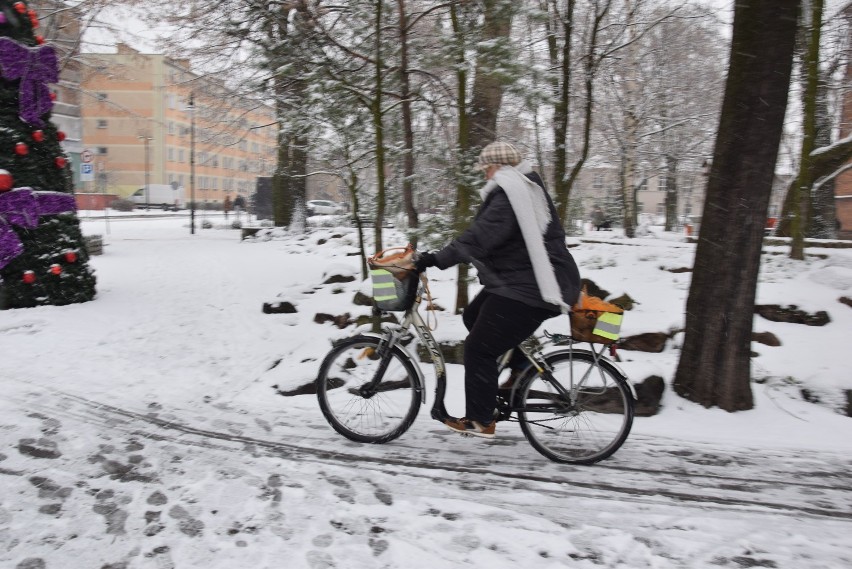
[316,267,636,465]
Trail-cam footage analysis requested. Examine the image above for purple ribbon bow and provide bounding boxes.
[0,188,77,270]
[0,37,58,127]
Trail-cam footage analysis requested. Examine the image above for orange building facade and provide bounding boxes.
[78,44,277,205]
[835,4,852,240]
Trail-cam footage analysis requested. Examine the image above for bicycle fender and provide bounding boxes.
[544,347,637,401]
[356,332,427,402]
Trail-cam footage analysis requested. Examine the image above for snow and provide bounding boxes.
[1,214,851,569]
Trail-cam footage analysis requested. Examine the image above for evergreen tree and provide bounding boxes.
[0,0,95,309]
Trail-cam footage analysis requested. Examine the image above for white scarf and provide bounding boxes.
[480,160,570,312]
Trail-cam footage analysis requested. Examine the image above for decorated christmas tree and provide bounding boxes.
[0,0,95,309]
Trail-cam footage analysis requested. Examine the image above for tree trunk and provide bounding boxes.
[621,0,639,238]
[672,0,799,411]
[373,0,386,251]
[272,134,291,227]
[451,1,515,313]
[396,0,419,234]
[468,0,513,143]
[549,0,574,223]
[451,5,472,314]
[664,156,678,231]
[290,133,308,226]
[789,0,822,260]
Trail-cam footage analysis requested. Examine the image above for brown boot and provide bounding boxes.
[444,417,496,439]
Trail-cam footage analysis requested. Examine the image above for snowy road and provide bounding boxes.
[3,380,850,569]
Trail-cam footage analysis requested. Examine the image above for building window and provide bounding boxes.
[167,147,174,161]
[178,149,185,162]
[97,147,108,155]
[658,173,668,192]
[97,119,108,129]
[168,121,175,135]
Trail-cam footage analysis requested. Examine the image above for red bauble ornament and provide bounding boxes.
[49,264,62,275]
[15,142,28,155]
[50,92,56,101]
[22,271,36,284]
[35,36,44,45]
[57,131,66,141]
[0,169,12,192]
[55,156,67,169]
[32,130,44,142]
[64,251,78,263]
[13,2,26,14]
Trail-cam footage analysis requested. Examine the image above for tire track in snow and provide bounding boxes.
[13,387,852,524]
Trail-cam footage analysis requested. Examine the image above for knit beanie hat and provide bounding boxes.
[477,141,522,169]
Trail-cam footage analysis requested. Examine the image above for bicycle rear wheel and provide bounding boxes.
[316,335,422,444]
[518,350,634,464]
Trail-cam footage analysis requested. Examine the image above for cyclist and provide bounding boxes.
[414,141,581,438]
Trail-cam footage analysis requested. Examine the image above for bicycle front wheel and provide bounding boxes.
[518,350,634,464]
[316,335,422,444]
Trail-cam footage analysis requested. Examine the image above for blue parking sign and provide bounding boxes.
[80,163,94,181]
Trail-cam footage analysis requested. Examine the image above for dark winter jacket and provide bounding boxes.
[432,171,581,311]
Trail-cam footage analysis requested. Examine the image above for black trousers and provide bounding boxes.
[461,291,558,424]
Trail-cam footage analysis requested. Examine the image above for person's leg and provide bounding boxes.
[462,294,555,424]
[462,289,488,332]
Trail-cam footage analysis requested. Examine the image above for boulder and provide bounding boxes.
[755,304,830,326]
[618,332,668,353]
[352,291,373,306]
[323,274,356,285]
[314,313,352,329]
[608,293,636,311]
[634,375,665,417]
[262,301,297,314]
[580,278,609,300]
[752,331,781,347]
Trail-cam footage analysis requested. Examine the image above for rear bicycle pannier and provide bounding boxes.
[570,288,624,344]
[368,245,418,311]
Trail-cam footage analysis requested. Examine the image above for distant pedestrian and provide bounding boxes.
[223,195,233,221]
[591,206,605,231]
[233,195,246,223]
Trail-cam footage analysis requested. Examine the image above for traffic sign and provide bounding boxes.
[80,163,94,181]
[81,149,94,163]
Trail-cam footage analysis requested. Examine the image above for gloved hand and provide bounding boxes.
[414,251,437,273]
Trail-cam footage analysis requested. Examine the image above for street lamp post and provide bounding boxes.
[188,92,196,234]
[138,134,152,210]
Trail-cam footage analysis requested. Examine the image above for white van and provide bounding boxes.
[130,184,186,210]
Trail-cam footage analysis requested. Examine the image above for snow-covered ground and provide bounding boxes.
[1,213,850,569]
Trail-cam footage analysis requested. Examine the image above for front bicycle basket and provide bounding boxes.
[369,267,418,311]
[368,245,418,311]
[570,288,624,344]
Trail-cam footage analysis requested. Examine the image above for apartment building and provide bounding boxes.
[33,0,84,180]
[79,44,277,205]
[835,3,852,240]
